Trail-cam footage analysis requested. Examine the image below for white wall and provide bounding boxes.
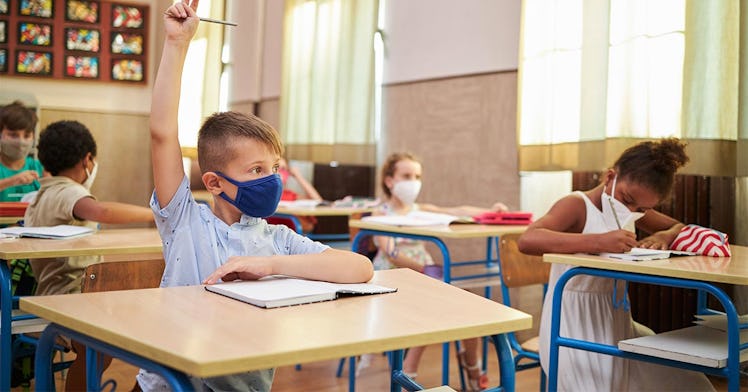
[382,0,521,84]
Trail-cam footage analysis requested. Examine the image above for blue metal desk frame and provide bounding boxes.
[548,267,748,391]
[349,229,504,390]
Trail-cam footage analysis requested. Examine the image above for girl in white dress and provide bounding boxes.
[518,138,715,391]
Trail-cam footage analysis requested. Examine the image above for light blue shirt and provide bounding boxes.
[150,176,328,287]
[139,176,328,392]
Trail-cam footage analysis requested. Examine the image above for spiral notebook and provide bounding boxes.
[205,277,397,308]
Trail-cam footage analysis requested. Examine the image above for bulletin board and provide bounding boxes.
[0,0,149,83]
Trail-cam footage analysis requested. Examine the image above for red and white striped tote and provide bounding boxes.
[670,224,731,257]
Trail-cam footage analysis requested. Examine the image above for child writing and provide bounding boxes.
[359,152,508,390]
[518,138,714,391]
[0,101,44,202]
[25,120,155,391]
[143,2,373,390]
[276,157,321,232]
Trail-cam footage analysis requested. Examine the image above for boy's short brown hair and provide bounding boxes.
[197,111,284,173]
[0,100,37,135]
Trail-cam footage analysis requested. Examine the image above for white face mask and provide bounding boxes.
[391,180,421,206]
[83,160,98,190]
[601,175,644,232]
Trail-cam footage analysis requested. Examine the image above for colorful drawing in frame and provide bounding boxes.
[66,0,98,23]
[16,50,52,75]
[0,0,8,15]
[0,20,6,44]
[112,58,142,81]
[66,28,99,52]
[111,32,142,55]
[18,22,52,46]
[65,55,98,78]
[112,4,143,28]
[0,49,7,73]
[19,0,53,18]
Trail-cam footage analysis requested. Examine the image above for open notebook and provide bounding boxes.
[0,225,94,239]
[205,277,397,308]
[599,247,696,261]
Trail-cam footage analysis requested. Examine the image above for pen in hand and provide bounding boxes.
[164,12,238,27]
[608,198,622,230]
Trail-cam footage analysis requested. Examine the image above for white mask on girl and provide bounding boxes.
[83,159,98,190]
[391,180,421,206]
[601,175,644,232]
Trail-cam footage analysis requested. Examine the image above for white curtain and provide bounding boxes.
[280,0,378,145]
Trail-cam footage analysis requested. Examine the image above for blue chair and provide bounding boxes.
[497,233,550,391]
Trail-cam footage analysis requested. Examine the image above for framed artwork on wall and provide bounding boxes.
[111,58,142,81]
[111,4,143,29]
[19,0,54,18]
[110,32,141,55]
[0,49,7,72]
[4,0,148,82]
[65,54,97,78]
[65,0,98,23]
[16,50,52,75]
[65,28,99,52]
[18,22,52,46]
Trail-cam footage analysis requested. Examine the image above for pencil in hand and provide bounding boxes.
[163,11,238,27]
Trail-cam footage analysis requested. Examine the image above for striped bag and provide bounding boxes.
[670,224,731,257]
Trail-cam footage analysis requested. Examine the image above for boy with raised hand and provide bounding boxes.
[142,1,373,390]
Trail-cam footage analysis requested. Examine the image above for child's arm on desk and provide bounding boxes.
[202,249,374,284]
[74,197,154,224]
[635,209,684,250]
[419,201,509,217]
[518,194,638,255]
[150,1,200,208]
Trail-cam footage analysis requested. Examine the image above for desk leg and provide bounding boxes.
[1,260,12,392]
[491,333,515,392]
[36,323,194,391]
[389,349,423,392]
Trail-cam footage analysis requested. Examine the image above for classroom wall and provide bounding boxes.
[0,0,166,210]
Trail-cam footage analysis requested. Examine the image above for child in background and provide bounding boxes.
[144,2,373,390]
[277,157,321,232]
[25,120,154,391]
[518,138,714,391]
[359,152,509,390]
[0,101,44,202]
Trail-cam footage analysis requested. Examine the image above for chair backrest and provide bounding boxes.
[498,233,550,288]
[82,258,165,293]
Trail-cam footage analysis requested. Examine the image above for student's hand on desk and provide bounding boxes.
[11,170,39,185]
[597,230,638,253]
[202,256,274,284]
[637,235,670,250]
[491,202,509,212]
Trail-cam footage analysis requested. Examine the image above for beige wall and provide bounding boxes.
[38,109,153,210]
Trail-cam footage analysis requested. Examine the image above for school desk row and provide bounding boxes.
[3,224,748,391]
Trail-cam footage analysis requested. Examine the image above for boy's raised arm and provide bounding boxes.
[150,0,200,207]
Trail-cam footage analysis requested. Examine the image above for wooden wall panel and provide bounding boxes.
[39,108,153,227]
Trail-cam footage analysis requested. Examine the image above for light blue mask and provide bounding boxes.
[216,172,283,218]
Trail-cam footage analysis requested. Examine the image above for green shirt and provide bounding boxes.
[0,157,44,201]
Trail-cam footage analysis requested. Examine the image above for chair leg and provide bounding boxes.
[540,367,547,392]
[335,357,346,377]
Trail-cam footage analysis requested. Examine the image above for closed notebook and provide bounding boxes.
[0,225,94,239]
[205,277,397,308]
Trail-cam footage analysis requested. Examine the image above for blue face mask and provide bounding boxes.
[216,172,283,218]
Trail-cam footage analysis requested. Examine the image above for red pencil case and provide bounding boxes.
[473,211,533,225]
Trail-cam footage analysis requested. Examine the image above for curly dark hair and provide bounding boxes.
[38,121,97,175]
[614,137,689,200]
